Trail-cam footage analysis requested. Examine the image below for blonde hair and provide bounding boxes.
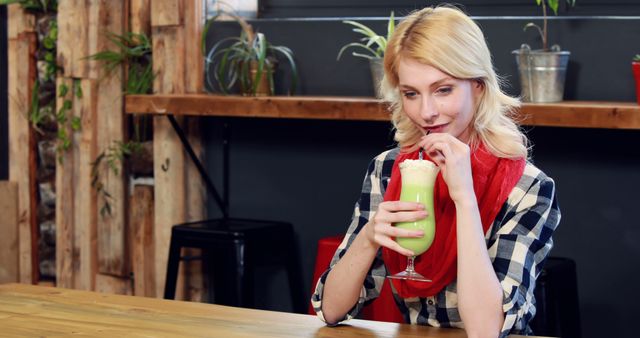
[382,5,528,159]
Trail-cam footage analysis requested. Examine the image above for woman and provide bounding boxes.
[311,5,560,338]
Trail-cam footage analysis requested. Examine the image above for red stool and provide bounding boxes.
[309,235,404,323]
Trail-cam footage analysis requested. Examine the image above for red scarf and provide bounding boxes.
[382,143,525,298]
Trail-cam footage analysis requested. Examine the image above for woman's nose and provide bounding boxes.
[420,97,438,121]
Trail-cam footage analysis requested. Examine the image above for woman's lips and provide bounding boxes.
[424,124,447,133]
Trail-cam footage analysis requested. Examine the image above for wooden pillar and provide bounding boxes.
[7,5,36,284]
[56,0,127,291]
[0,182,19,283]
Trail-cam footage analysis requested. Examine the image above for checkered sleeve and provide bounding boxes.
[487,166,561,337]
[311,151,394,324]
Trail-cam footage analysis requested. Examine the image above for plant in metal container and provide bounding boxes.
[513,0,575,103]
[337,12,395,97]
[203,13,297,96]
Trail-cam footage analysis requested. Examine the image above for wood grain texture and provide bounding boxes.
[151,25,187,299]
[57,0,90,78]
[182,0,206,301]
[55,77,75,289]
[130,185,156,297]
[94,0,128,277]
[0,283,508,338]
[150,0,183,27]
[8,32,37,284]
[95,274,133,296]
[7,5,34,39]
[130,0,151,36]
[0,182,19,284]
[72,79,98,291]
[126,95,640,129]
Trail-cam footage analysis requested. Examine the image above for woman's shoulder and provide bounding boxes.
[507,161,556,205]
[369,147,401,176]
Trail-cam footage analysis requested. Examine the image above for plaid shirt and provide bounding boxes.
[311,147,560,337]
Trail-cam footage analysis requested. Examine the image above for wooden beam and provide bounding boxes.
[0,182,19,284]
[519,101,640,129]
[8,32,37,284]
[126,94,391,121]
[130,0,151,36]
[152,25,187,299]
[94,0,128,277]
[130,185,156,297]
[7,5,34,39]
[72,79,99,291]
[57,0,90,78]
[150,0,183,27]
[55,77,75,289]
[125,95,640,129]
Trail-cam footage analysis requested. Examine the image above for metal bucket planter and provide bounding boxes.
[369,58,384,98]
[513,44,570,103]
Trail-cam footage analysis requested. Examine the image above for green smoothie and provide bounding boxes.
[395,159,439,256]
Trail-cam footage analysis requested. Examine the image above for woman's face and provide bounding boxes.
[397,57,483,143]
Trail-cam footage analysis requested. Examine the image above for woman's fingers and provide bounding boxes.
[376,235,415,257]
[380,200,424,212]
[375,209,428,224]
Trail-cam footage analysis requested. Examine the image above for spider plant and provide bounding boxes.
[337,11,395,60]
[204,14,298,96]
[84,31,153,216]
[524,0,576,51]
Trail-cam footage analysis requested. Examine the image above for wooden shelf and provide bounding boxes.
[125,94,640,130]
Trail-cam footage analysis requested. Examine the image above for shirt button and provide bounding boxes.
[427,299,434,306]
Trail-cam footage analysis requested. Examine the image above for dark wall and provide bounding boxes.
[203,12,640,338]
[1,6,8,181]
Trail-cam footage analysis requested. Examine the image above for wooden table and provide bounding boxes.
[0,283,548,337]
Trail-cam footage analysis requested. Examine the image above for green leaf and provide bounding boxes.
[74,79,83,98]
[71,116,81,131]
[548,0,560,15]
[58,83,69,97]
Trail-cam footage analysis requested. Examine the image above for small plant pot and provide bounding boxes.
[513,45,570,103]
[369,58,384,98]
[632,62,640,105]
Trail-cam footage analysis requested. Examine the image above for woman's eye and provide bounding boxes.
[436,87,452,95]
[403,91,417,99]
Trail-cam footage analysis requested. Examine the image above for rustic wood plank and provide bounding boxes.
[93,0,128,277]
[182,0,206,302]
[518,101,640,129]
[0,283,482,338]
[126,94,391,121]
[130,0,151,36]
[72,79,99,291]
[184,0,203,94]
[8,33,37,284]
[0,182,19,284]
[125,95,640,128]
[150,0,183,27]
[130,185,156,297]
[152,25,187,299]
[7,5,35,39]
[57,0,90,78]
[55,77,75,289]
[95,274,133,296]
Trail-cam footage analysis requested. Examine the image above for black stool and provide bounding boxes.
[163,217,307,313]
[531,256,581,338]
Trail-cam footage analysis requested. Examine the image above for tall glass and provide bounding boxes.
[388,159,439,282]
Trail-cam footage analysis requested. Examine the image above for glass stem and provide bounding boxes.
[406,256,417,274]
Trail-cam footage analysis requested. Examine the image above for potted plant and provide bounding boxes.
[203,14,298,96]
[513,0,575,103]
[337,12,395,97]
[632,55,640,105]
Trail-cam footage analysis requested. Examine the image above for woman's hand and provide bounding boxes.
[419,133,475,203]
[364,201,427,256]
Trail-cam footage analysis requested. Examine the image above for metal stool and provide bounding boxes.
[164,217,306,313]
[531,256,581,338]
